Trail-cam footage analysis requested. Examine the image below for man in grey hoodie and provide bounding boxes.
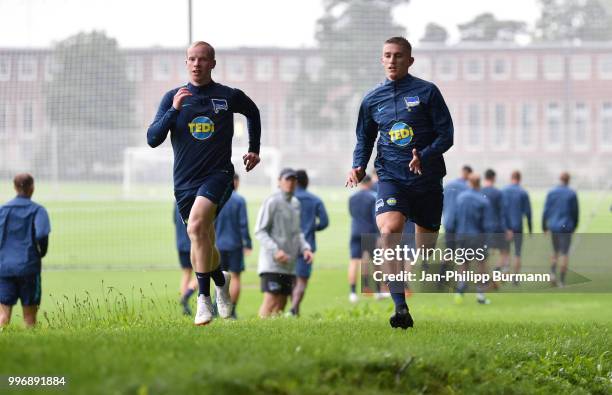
[256,168,313,317]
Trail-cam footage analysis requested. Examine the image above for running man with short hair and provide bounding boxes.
[346,37,454,329]
[147,41,261,325]
[0,174,51,328]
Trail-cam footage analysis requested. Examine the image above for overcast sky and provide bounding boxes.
[0,0,541,48]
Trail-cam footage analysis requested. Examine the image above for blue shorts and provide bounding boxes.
[376,181,443,232]
[178,251,192,269]
[0,273,41,306]
[349,234,377,259]
[175,171,234,223]
[502,233,524,257]
[486,233,507,250]
[552,233,572,255]
[219,249,245,273]
[295,255,312,278]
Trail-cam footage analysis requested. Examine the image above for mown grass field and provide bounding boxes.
[0,183,610,394]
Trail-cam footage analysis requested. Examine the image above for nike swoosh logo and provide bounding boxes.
[377,105,386,112]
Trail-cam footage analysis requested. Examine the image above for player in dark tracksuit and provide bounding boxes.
[0,174,51,328]
[501,171,532,284]
[451,174,492,304]
[442,165,472,250]
[542,172,579,287]
[348,175,379,303]
[481,169,512,272]
[214,174,252,317]
[147,41,261,325]
[290,170,329,316]
[346,37,453,329]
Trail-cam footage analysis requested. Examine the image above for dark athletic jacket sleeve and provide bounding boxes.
[147,90,179,148]
[352,98,378,169]
[232,89,261,155]
[418,85,454,164]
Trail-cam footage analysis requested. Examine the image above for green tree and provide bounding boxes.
[289,0,409,131]
[534,0,612,41]
[420,23,448,44]
[45,31,134,179]
[458,13,526,42]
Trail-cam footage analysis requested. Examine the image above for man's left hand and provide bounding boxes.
[408,149,422,175]
[303,250,314,264]
[243,152,260,172]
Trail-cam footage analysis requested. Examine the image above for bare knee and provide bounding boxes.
[187,218,211,243]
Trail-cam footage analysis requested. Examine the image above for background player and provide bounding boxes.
[442,165,472,255]
[502,170,532,283]
[256,169,313,317]
[290,169,329,316]
[174,204,197,316]
[346,37,454,329]
[542,172,579,287]
[147,41,261,325]
[481,169,512,272]
[452,173,491,304]
[0,174,51,328]
[348,174,379,303]
[214,174,252,318]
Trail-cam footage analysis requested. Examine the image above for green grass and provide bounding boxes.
[0,184,610,394]
[1,269,611,394]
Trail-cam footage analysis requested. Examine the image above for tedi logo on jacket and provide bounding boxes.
[188,116,215,140]
[388,122,413,147]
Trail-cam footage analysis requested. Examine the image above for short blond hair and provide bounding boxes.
[187,41,215,59]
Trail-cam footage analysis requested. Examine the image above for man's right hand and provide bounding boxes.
[172,87,192,110]
[345,166,365,188]
[274,250,290,264]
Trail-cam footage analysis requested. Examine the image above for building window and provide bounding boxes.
[491,57,510,80]
[467,103,482,148]
[255,57,274,81]
[0,103,7,137]
[597,54,612,80]
[280,57,300,82]
[545,102,563,150]
[305,57,323,81]
[435,57,457,81]
[517,56,537,80]
[570,55,591,80]
[226,56,247,81]
[572,102,589,150]
[153,57,172,81]
[0,57,11,81]
[518,102,536,149]
[543,55,564,80]
[601,102,612,147]
[17,57,37,81]
[492,103,507,148]
[464,57,483,80]
[411,56,431,80]
[126,57,143,82]
[44,56,62,82]
[22,102,33,137]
